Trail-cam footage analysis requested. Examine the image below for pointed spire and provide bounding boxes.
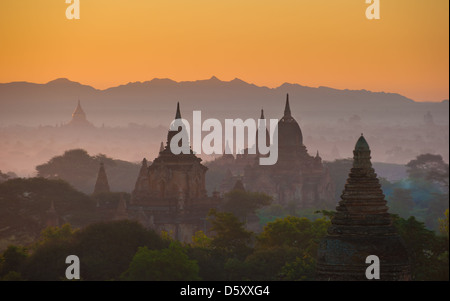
[159,141,164,153]
[166,102,187,150]
[73,99,85,116]
[139,158,148,176]
[94,162,110,194]
[284,94,291,117]
[68,99,94,127]
[316,150,320,158]
[353,134,371,169]
[260,108,265,119]
[175,102,181,119]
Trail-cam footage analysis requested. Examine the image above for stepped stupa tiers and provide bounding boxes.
[316,134,411,281]
[67,100,94,127]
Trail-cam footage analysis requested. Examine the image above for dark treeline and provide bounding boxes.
[0,151,448,281]
[0,211,448,281]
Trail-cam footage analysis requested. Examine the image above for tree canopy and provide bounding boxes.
[406,153,449,189]
[36,149,140,193]
[121,243,200,281]
[221,190,272,222]
[0,177,96,250]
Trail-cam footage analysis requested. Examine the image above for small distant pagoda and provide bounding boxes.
[93,162,110,194]
[66,100,94,128]
[316,134,411,281]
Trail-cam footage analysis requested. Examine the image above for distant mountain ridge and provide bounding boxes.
[0,76,417,100]
[0,77,448,127]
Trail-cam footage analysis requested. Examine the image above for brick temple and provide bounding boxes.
[316,134,411,280]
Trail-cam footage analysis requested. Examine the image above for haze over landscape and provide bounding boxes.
[0,0,448,282]
[0,76,448,178]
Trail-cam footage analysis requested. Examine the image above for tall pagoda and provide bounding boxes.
[316,134,411,280]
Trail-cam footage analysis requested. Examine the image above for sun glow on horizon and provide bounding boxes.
[0,0,448,102]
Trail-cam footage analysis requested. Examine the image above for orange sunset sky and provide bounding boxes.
[0,0,448,102]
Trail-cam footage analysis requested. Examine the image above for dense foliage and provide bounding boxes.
[36,149,140,193]
[0,153,447,281]
[0,211,448,281]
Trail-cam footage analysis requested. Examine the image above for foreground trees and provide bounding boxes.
[0,211,448,281]
[0,221,167,281]
[121,243,200,281]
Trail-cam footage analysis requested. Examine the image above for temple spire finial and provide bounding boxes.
[284,94,291,117]
[353,134,372,169]
[260,108,265,119]
[175,102,181,119]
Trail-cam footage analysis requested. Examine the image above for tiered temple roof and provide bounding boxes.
[316,134,411,280]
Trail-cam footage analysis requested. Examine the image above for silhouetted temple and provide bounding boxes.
[93,162,110,194]
[66,100,94,128]
[242,94,335,208]
[316,135,411,280]
[130,103,219,241]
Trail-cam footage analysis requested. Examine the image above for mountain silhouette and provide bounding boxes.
[0,77,447,127]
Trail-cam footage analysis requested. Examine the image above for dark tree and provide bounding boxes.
[0,245,28,279]
[207,209,253,260]
[393,215,449,281]
[406,154,449,189]
[388,188,415,218]
[36,149,140,194]
[20,220,168,280]
[221,190,272,222]
[121,243,200,281]
[73,220,167,280]
[0,178,96,246]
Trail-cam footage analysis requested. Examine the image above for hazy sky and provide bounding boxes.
[0,0,448,102]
